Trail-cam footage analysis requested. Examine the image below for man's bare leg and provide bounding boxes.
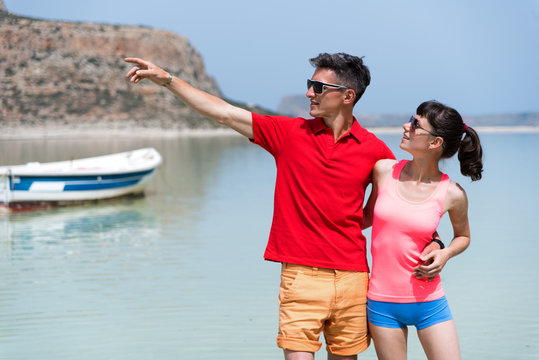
[284,350,314,360]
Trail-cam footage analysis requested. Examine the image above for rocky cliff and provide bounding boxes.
[0,2,257,134]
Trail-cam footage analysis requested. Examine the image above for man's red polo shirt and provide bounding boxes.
[251,113,395,271]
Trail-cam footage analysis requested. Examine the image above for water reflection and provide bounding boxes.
[3,198,155,243]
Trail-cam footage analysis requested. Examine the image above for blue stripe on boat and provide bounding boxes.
[10,169,154,191]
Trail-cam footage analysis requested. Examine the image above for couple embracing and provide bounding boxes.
[125,52,483,360]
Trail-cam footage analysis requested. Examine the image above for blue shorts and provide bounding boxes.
[367,296,453,330]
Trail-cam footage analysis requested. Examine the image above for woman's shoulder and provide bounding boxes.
[448,181,467,197]
[374,158,397,171]
[373,159,398,181]
[445,181,468,211]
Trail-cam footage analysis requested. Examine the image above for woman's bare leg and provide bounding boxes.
[369,322,408,360]
[417,320,460,360]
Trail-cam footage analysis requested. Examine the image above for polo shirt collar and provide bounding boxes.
[310,117,365,143]
[310,117,327,134]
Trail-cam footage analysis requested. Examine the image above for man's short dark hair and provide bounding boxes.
[309,53,371,105]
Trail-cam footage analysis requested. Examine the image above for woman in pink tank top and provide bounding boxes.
[362,100,483,360]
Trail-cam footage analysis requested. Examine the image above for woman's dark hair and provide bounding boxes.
[309,52,370,105]
[417,100,483,181]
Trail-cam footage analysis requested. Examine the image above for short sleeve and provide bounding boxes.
[250,113,297,157]
[380,142,396,161]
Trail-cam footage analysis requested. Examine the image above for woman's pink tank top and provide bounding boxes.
[368,160,450,303]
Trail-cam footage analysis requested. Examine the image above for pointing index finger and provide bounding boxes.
[124,57,148,67]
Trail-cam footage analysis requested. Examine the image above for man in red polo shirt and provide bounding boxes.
[125,53,438,360]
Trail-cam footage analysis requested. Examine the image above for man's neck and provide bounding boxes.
[322,112,355,142]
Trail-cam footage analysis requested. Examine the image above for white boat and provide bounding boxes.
[0,148,162,210]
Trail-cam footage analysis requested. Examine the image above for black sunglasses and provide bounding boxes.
[409,116,438,137]
[307,79,348,94]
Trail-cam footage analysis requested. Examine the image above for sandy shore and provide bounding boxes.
[0,124,240,140]
[1,124,538,140]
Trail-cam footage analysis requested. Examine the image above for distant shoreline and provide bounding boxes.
[1,125,538,140]
[368,125,539,134]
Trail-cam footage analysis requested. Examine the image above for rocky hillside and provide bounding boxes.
[0,2,269,133]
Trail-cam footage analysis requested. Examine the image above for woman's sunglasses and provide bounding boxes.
[307,79,348,94]
[409,116,438,137]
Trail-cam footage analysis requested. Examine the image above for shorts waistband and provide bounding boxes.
[281,263,360,276]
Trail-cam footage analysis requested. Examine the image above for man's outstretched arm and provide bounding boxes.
[125,57,254,138]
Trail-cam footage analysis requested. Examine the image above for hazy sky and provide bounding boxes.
[5,0,539,115]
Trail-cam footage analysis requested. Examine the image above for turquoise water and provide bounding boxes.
[0,131,537,359]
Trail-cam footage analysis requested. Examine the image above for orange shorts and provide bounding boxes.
[277,263,370,356]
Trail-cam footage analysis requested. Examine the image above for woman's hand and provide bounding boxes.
[413,248,450,281]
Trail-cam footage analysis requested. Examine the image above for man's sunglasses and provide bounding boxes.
[307,79,348,94]
[409,116,438,137]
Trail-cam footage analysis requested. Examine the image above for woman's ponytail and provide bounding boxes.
[458,125,483,181]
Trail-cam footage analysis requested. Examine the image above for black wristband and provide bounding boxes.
[431,238,445,249]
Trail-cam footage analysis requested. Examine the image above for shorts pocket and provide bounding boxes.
[279,269,304,304]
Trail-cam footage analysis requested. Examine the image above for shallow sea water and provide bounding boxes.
[0,131,537,359]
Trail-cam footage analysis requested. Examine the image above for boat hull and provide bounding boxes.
[0,148,161,208]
